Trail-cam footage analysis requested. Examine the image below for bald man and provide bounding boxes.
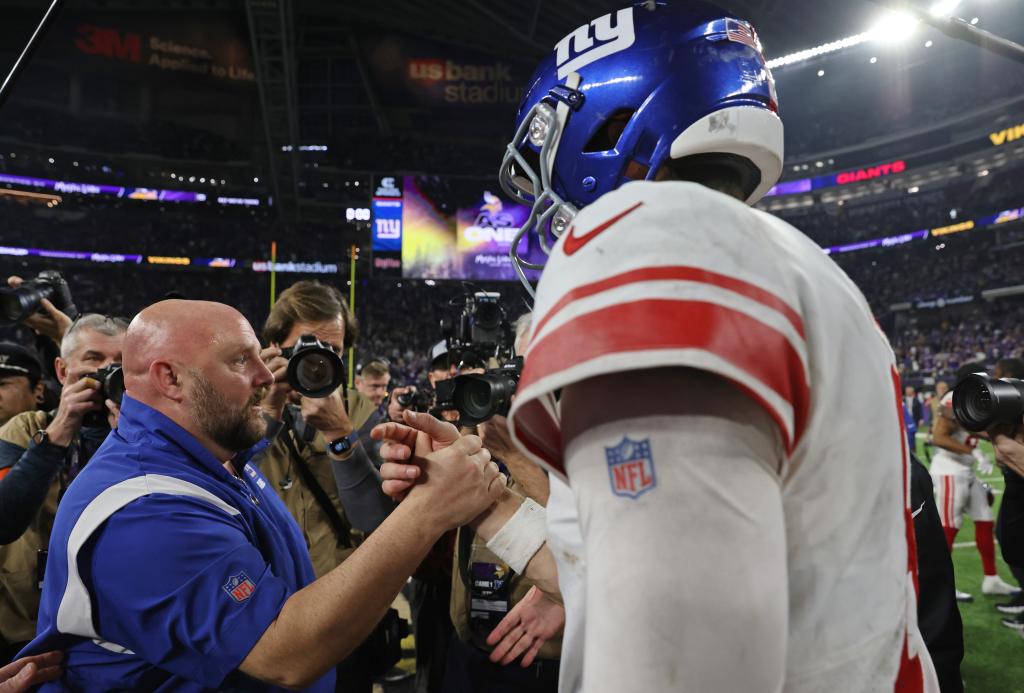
[17,301,505,692]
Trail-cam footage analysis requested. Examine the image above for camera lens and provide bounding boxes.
[953,373,1024,431]
[459,378,499,423]
[295,353,333,391]
[454,372,517,425]
[0,285,45,323]
[285,336,344,398]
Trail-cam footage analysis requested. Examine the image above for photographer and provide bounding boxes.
[254,280,396,692]
[0,314,126,664]
[0,345,44,427]
[422,312,563,692]
[991,358,1024,627]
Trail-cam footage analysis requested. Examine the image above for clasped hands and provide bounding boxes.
[370,410,507,529]
[371,412,566,667]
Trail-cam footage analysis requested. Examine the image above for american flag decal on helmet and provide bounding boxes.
[725,19,761,52]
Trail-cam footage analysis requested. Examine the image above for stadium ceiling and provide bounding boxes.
[5,0,881,60]
[293,0,876,61]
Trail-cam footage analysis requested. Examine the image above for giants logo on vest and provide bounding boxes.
[606,436,657,499]
[223,572,256,603]
[554,8,635,80]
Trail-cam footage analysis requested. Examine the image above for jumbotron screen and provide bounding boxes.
[400,175,547,282]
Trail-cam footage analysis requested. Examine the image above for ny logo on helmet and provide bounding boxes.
[554,8,635,80]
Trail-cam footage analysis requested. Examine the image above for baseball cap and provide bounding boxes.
[429,340,450,371]
[0,343,42,382]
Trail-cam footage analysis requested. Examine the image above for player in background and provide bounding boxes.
[930,362,1020,601]
[379,2,939,691]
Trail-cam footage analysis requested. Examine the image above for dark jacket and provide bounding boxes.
[910,454,964,693]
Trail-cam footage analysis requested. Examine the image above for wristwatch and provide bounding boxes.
[32,429,67,450]
[326,431,359,456]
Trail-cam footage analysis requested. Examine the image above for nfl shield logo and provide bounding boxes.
[605,437,657,499]
[223,572,256,603]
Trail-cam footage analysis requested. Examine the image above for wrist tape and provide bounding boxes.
[485,497,547,574]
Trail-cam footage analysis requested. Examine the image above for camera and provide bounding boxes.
[281,334,345,398]
[0,270,79,324]
[396,387,433,413]
[441,291,513,362]
[434,356,522,426]
[82,363,125,428]
[952,372,1024,432]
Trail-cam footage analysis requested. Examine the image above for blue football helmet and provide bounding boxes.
[500,0,784,293]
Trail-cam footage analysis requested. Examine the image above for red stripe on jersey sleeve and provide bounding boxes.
[521,298,810,453]
[530,265,806,350]
[512,400,564,475]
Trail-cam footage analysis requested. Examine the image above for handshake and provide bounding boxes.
[370,410,508,529]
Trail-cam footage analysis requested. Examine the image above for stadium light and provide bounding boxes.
[766,33,870,68]
[971,17,979,25]
[925,39,934,47]
[870,56,879,63]
[817,69,826,76]
[869,10,920,42]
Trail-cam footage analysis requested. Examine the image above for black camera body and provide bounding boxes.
[0,270,79,324]
[441,291,513,362]
[396,387,433,413]
[82,363,125,428]
[434,356,522,426]
[953,372,1024,432]
[281,334,345,398]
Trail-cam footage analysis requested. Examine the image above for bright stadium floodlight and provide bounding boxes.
[869,10,920,42]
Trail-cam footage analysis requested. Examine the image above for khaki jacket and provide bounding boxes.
[0,411,56,645]
[450,476,563,660]
[258,388,376,579]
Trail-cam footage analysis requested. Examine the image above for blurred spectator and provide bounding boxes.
[0,345,43,426]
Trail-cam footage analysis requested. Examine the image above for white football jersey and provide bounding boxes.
[509,180,938,692]
[930,391,978,475]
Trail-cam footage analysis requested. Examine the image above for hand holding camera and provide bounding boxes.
[2,273,77,345]
[44,378,105,447]
[260,335,352,438]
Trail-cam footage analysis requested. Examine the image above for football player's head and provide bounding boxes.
[500,0,784,291]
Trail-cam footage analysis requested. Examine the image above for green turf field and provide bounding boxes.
[916,436,1024,693]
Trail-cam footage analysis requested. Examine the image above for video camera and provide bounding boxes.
[396,387,434,414]
[82,363,125,428]
[433,357,522,426]
[281,335,345,398]
[440,291,514,363]
[953,372,1024,432]
[0,270,78,324]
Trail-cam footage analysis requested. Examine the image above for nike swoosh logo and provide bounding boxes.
[562,201,644,256]
[911,501,926,519]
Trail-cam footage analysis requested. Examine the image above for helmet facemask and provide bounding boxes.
[499,76,583,298]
